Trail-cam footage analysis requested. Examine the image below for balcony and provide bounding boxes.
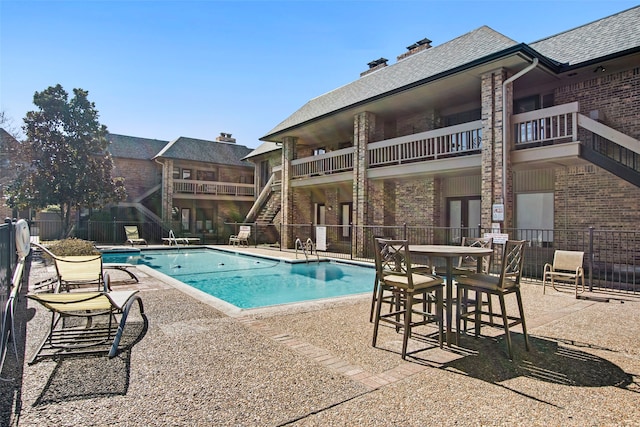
[173,179,254,200]
[289,102,590,181]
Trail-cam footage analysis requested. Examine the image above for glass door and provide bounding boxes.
[447,197,481,244]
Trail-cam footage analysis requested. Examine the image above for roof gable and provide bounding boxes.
[107,134,168,160]
[154,137,254,167]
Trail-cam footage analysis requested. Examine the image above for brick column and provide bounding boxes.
[480,68,513,229]
[353,111,376,257]
[161,159,174,224]
[281,136,296,248]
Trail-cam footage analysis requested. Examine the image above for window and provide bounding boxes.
[182,169,191,179]
[313,147,326,156]
[314,203,326,225]
[340,203,352,239]
[181,208,190,231]
[516,192,554,245]
[173,167,180,179]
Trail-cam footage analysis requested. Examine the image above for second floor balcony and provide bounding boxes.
[173,179,254,200]
[288,101,625,182]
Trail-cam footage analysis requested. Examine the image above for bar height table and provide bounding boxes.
[410,245,494,346]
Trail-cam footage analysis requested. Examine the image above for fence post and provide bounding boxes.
[588,226,594,292]
[4,218,12,296]
[403,223,407,240]
[113,218,117,244]
[88,219,91,243]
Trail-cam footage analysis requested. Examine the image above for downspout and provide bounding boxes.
[501,57,539,204]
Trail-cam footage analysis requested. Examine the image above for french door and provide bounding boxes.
[447,197,481,244]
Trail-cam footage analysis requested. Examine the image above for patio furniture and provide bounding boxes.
[372,238,444,359]
[409,244,494,345]
[31,242,108,292]
[163,229,202,246]
[124,225,148,246]
[229,226,251,247]
[455,240,529,360]
[452,236,494,328]
[543,250,585,296]
[27,282,146,364]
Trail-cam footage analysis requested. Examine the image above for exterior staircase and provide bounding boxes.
[578,114,640,187]
[256,191,281,225]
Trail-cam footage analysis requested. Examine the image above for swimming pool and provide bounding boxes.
[102,249,375,309]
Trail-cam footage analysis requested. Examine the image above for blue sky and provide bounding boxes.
[1,1,637,149]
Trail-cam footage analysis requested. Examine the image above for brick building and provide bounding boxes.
[246,6,640,253]
[107,132,254,240]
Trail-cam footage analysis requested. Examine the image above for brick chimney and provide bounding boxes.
[397,38,432,61]
[360,57,388,77]
[216,132,236,143]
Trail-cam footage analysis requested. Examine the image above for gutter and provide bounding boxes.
[501,57,539,205]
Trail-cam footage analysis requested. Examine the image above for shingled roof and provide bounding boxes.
[107,134,168,160]
[530,5,640,66]
[154,137,253,167]
[263,26,518,139]
[262,6,640,141]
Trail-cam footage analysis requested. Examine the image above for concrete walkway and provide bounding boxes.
[2,247,639,426]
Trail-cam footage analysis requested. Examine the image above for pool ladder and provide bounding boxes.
[295,238,320,262]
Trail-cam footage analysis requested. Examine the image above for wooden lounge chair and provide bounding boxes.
[543,250,585,296]
[229,226,251,247]
[27,285,146,363]
[124,226,148,246]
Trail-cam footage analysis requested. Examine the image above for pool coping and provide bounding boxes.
[126,246,374,318]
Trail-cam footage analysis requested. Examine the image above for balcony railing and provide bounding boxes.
[368,120,482,167]
[173,179,254,197]
[291,146,354,179]
[513,102,578,146]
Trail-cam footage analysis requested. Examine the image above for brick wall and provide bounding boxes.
[555,67,640,140]
[112,157,160,202]
[553,67,640,230]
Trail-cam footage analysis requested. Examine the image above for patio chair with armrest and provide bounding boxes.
[452,236,494,327]
[26,273,146,364]
[229,226,251,247]
[372,238,444,359]
[455,240,529,360]
[543,250,585,296]
[32,242,106,292]
[124,225,148,246]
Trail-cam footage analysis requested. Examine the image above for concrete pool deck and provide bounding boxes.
[2,246,640,426]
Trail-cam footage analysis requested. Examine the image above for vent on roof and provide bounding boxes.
[397,38,432,61]
[360,57,388,77]
[216,132,236,143]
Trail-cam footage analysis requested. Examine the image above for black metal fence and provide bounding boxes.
[1,219,18,309]
[21,219,640,294]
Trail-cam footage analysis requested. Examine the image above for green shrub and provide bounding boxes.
[43,238,100,256]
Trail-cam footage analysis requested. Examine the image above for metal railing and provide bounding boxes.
[18,218,640,294]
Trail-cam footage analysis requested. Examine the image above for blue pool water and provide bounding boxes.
[102,249,375,309]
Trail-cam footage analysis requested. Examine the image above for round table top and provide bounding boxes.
[410,244,493,257]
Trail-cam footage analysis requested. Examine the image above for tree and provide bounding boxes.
[6,84,126,238]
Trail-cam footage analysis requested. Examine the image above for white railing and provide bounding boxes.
[291,146,354,179]
[368,120,482,167]
[512,102,578,146]
[173,179,255,196]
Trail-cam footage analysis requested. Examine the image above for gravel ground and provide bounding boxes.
[2,250,639,426]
